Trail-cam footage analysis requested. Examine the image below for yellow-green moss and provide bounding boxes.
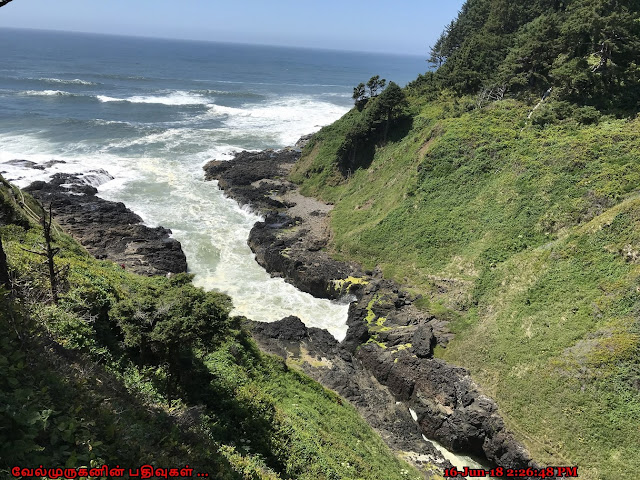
[331,275,369,293]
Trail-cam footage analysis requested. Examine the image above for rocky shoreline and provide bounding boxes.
[13,145,540,476]
[204,143,540,476]
[24,172,187,276]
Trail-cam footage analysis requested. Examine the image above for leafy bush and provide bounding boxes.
[575,106,601,125]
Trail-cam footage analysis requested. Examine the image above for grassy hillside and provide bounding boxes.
[290,91,640,479]
[0,178,424,480]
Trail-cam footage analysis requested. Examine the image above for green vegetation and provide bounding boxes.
[331,275,369,294]
[0,179,421,479]
[366,75,386,98]
[295,84,409,180]
[429,0,640,111]
[293,95,640,479]
[290,3,640,477]
[351,76,389,109]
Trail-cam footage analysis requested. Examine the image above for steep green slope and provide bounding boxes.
[0,178,424,480]
[290,90,640,478]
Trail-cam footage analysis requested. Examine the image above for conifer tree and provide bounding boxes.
[366,75,386,97]
[376,81,407,142]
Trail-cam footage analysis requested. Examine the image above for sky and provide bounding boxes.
[0,0,465,56]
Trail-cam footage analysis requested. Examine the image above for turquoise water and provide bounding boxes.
[0,28,426,339]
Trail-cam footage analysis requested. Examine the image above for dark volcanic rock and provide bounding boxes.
[295,133,314,149]
[3,159,67,171]
[25,173,187,276]
[412,326,436,359]
[248,212,355,299]
[204,147,362,299]
[341,304,371,353]
[246,316,454,477]
[203,149,300,212]
[251,315,309,341]
[203,139,539,474]
[356,344,537,470]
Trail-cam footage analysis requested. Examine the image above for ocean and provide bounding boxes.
[0,28,427,340]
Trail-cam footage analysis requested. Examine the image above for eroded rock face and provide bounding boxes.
[247,315,454,478]
[25,173,187,276]
[204,140,539,474]
[203,149,300,212]
[248,212,356,299]
[204,148,362,299]
[357,345,533,468]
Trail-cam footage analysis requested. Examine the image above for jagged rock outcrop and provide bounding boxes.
[205,141,539,473]
[356,345,533,468]
[204,149,362,299]
[25,172,187,276]
[247,315,454,478]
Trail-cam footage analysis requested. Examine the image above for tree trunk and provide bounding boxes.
[0,236,9,289]
[41,209,58,304]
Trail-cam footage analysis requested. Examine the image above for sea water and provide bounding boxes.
[0,28,426,340]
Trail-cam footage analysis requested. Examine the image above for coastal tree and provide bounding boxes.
[352,83,366,102]
[430,0,640,109]
[20,203,62,304]
[352,82,367,109]
[375,81,408,142]
[366,75,386,97]
[112,274,231,406]
[428,31,448,67]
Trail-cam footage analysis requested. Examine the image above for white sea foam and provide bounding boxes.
[91,119,133,127]
[22,89,75,97]
[96,95,124,103]
[0,132,142,188]
[37,77,97,86]
[409,408,418,422]
[0,92,352,339]
[214,79,348,88]
[98,90,209,106]
[424,437,489,478]
[93,150,351,340]
[206,96,349,145]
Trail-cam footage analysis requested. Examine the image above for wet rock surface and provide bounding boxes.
[205,141,540,476]
[203,149,300,212]
[25,172,187,276]
[204,148,362,299]
[247,316,454,478]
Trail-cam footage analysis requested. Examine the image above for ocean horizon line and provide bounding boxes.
[0,25,427,60]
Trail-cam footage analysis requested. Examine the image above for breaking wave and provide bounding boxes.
[37,77,98,86]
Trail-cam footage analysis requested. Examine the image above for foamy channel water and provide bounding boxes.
[0,95,353,340]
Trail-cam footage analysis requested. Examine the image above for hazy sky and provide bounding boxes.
[0,0,465,55]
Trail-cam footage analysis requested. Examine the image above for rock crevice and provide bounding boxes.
[204,143,539,473]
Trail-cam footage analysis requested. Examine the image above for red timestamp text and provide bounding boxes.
[444,465,579,478]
